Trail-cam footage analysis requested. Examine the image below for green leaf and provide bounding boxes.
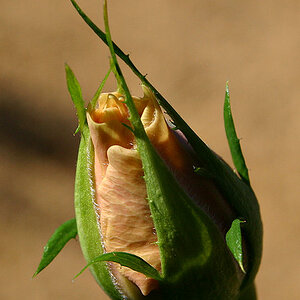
[74,252,162,281]
[33,218,77,277]
[90,66,112,109]
[65,64,86,133]
[224,83,250,185]
[226,219,246,273]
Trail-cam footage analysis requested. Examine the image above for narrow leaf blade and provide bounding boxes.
[226,219,245,273]
[224,83,250,185]
[65,64,86,132]
[90,66,112,109]
[75,252,162,281]
[33,218,77,277]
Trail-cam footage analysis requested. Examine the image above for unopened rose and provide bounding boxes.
[84,86,243,298]
[35,2,262,298]
[36,79,261,300]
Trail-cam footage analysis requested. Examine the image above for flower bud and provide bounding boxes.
[34,3,262,298]
[74,86,262,300]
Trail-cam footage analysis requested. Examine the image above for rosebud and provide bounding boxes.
[74,86,262,300]
[34,2,262,298]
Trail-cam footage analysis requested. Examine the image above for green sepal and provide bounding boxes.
[224,82,250,185]
[74,252,162,281]
[103,2,241,298]
[226,219,246,273]
[33,218,77,277]
[66,63,123,298]
[110,57,125,94]
[65,64,86,133]
[74,125,123,300]
[90,66,112,109]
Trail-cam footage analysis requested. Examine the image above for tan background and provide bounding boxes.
[1,0,299,299]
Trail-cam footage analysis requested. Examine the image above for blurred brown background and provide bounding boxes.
[1,0,299,299]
